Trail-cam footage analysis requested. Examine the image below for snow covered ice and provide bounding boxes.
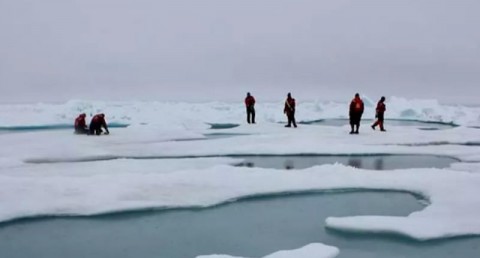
[1,98,480,257]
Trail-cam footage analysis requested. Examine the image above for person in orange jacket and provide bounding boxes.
[371,96,386,131]
[74,113,88,134]
[284,93,297,128]
[349,93,364,134]
[89,113,110,135]
[245,92,256,124]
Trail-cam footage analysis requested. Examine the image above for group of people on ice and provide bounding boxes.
[74,93,386,135]
[74,113,110,135]
[348,93,386,133]
[245,92,387,134]
[244,92,298,127]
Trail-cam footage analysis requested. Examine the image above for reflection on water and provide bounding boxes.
[234,155,456,170]
[374,158,384,170]
[347,158,362,169]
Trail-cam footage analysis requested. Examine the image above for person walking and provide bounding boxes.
[284,93,297,128]
[349,93,364,134]
[245,92,256,124]
[371,96,386,131]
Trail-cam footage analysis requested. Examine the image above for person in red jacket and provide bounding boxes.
[89,113,110,135]
[284,92,297,128]
[371,96,386,131]
[245,92,256,124]
[74,113,88,134]
[349,93,364,134]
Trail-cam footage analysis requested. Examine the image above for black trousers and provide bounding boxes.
[89,123,103,135]
[286,110,297,127]
[246,106,255,124]
[350,113,362,131]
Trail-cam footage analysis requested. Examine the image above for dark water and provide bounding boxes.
[208,123,240,129]
[233,155,457,170]
[300,119,457,130]
[0,191,478,258]
[464,142,480,146]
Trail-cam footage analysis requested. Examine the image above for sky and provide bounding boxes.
[1,0,479,104]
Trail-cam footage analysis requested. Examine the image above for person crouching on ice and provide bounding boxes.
[371,96,386,131]
[89,113,110,135]
[245,92,256,124]
[284,92,297,128]
[349,93,364,134]
[74,113,88,134]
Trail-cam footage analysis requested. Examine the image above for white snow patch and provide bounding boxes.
[196,243,339,258]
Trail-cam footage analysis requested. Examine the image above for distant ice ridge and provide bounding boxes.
[196,243,339,258]
[0,97,479,127]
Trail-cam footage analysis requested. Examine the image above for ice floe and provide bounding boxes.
[0,98,479,246]
[1,160,480,241]
[197,243,339,258]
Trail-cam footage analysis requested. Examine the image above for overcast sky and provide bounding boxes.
[1,0,479,104]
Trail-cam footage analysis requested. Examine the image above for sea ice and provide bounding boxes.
[0,99,480,244]
[0,98,479,127]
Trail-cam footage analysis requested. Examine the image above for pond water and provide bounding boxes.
[208,123,240,129]
[0,191,478,258]
[300,119,457,130]
[24,154,459,168]
[233,155,457,170]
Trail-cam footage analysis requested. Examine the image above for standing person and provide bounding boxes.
[74,113,88,134]
[89,113,110,135]
[284,92,297,128]
[349,93,364,134]
[371,96,386,131]
[245,92,256,124]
